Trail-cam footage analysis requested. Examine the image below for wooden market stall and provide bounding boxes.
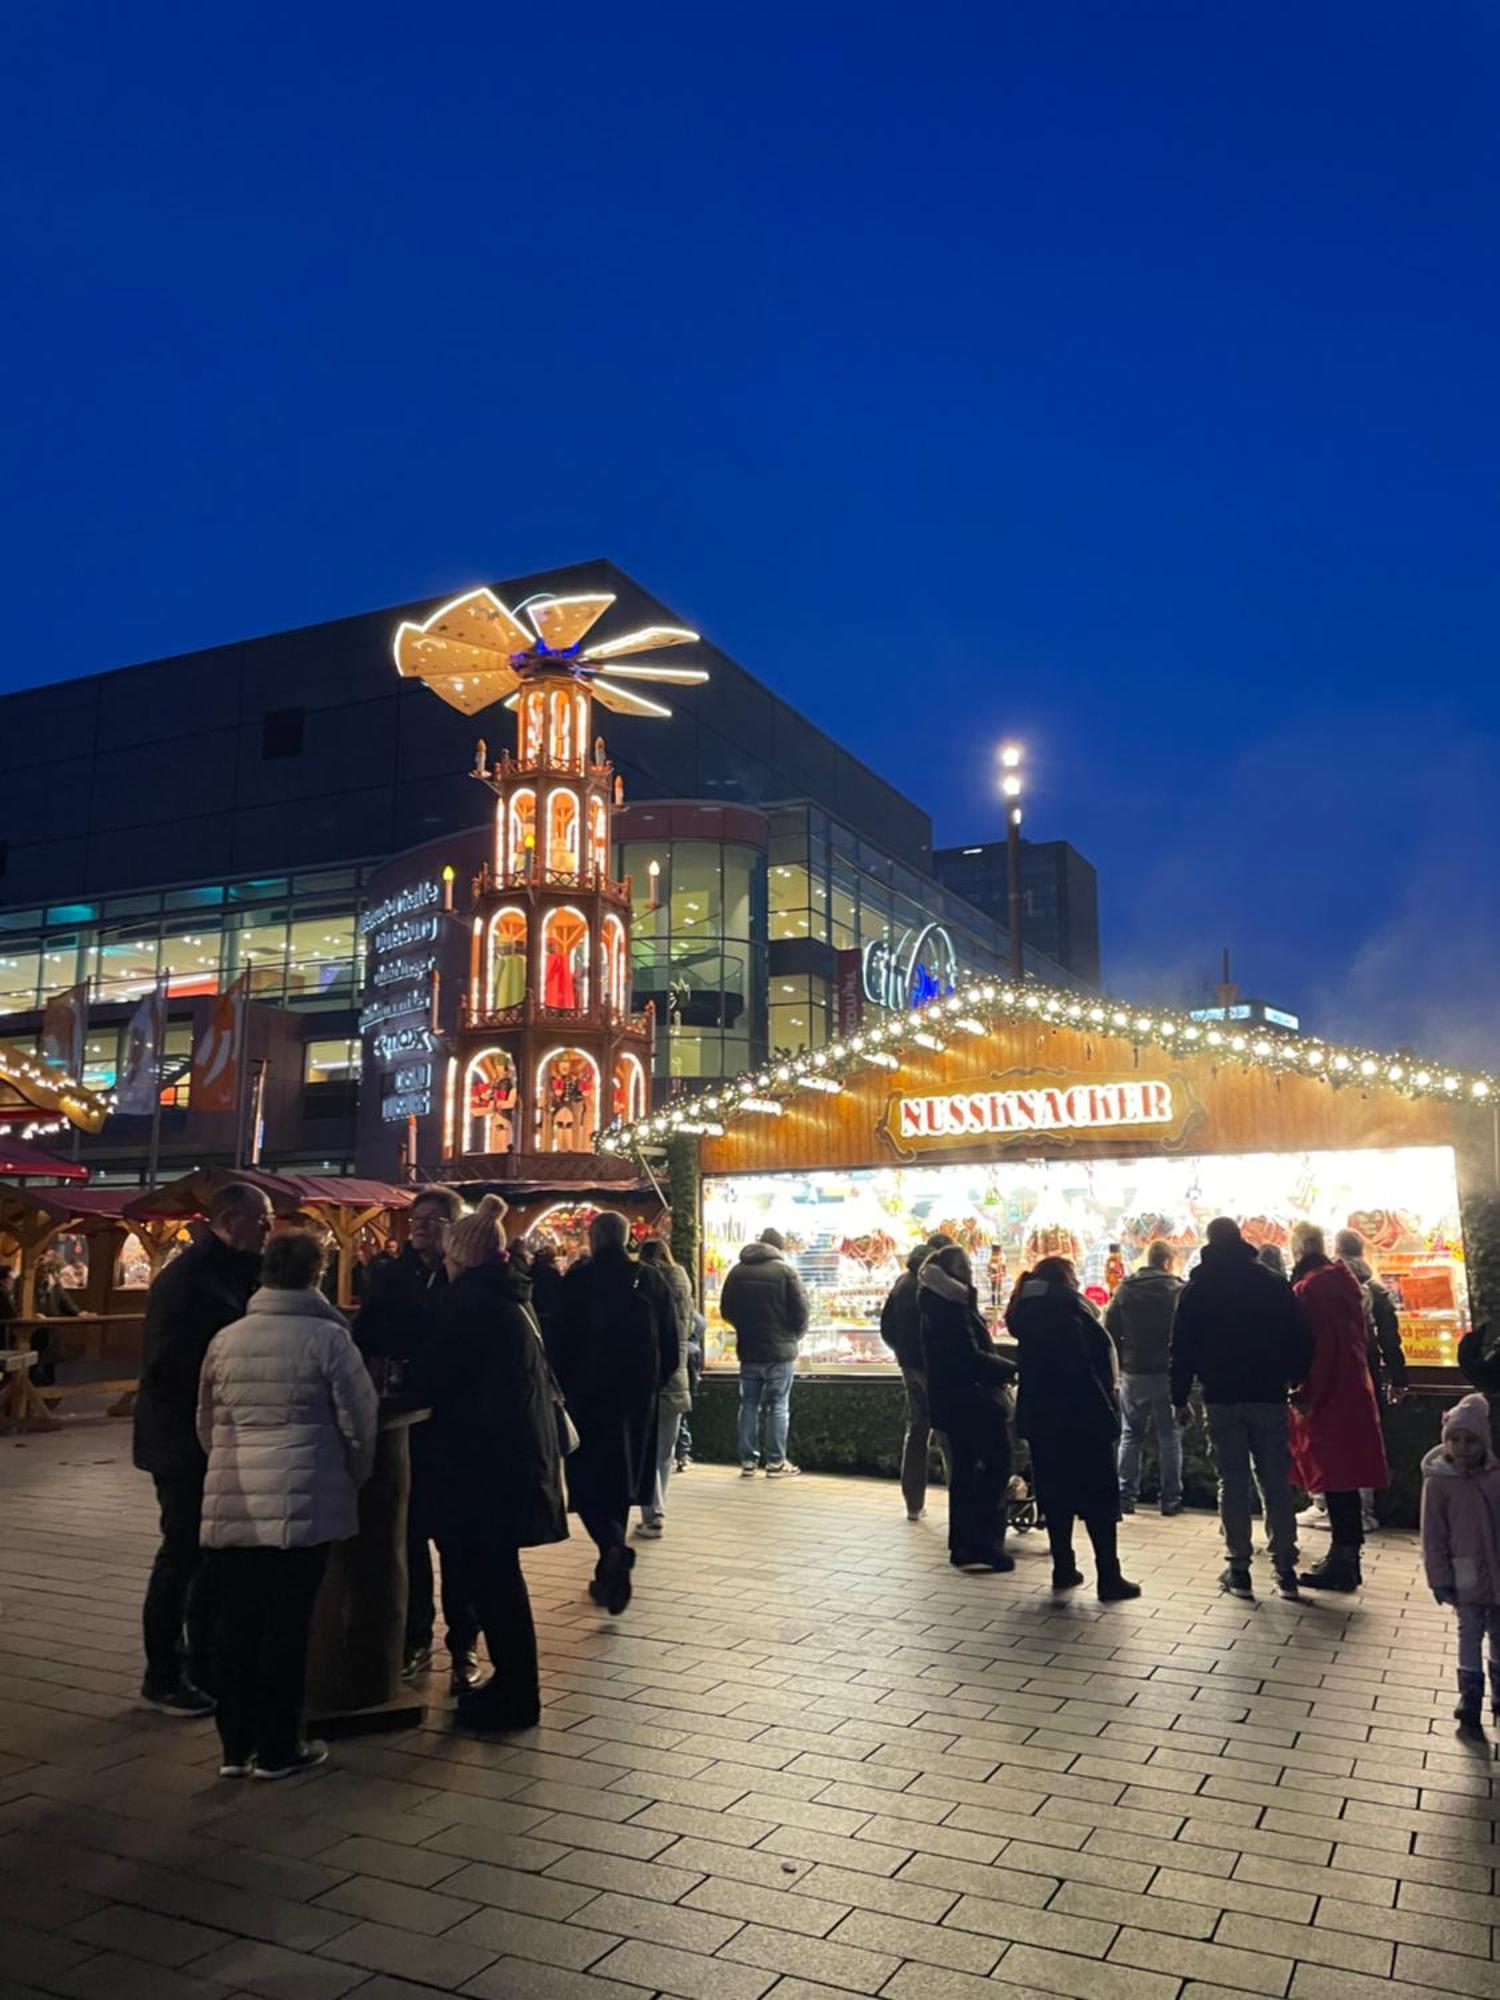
[607,979,1500,1518]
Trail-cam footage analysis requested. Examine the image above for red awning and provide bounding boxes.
[0,1136,90,1182]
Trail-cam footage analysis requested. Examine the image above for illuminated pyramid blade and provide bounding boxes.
[589,676,675,718]
[393,588,534,714]
[525,593,615,651]
[588,662,709,684]
[581,624,698,661]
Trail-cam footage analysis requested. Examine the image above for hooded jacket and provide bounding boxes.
[1421,1397,1500,1604]
[135,1233,263,1478]
[916,1263,1016,1436]
[196,1286,378,1550]
[1169,1237,1312,1410]
[718,1242,810,1364]
[1289,1257,1389,1494]
[880,1245,934,1370]
[1105,1267,1184,1376]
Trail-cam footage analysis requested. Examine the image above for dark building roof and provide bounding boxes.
[0,559,933,907]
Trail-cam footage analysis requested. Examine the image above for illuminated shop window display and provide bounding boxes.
[701,1146,1468,1374]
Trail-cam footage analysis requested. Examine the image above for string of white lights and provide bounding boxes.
[598,976,1495,1154]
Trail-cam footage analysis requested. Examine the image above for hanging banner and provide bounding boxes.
[191,971,247,1116]
[41,982,87,1079]
[116,986,166,1115]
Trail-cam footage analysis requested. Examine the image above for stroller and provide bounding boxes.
[1007,1472,1040,1534]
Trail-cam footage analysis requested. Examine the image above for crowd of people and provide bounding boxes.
[132,1183,704,1776]
[125,1183,1500,1772]
[873,1216,1425,1606]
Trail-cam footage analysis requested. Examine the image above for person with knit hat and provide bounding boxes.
[1421,1393,1500,1734]
[406,1194,567,1734]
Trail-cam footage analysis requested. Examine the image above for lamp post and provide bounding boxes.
[999,744,1024,982]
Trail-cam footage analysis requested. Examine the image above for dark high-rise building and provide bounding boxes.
[932,838,1101,986]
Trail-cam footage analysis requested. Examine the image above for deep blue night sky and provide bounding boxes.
[5,5,1497,1058]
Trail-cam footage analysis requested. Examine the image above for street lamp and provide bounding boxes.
[999,744,1024,981]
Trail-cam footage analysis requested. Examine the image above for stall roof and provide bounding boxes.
[124,1168,414,1221]
[0,1136,90,1182]
[604,975,1498,1153]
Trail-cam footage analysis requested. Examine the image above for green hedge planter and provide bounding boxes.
[686,1373,1455,1528]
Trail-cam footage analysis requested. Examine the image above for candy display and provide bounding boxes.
[701,1144,1469,1374]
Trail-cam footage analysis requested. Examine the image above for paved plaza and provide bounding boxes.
[0,1426,1496,2000]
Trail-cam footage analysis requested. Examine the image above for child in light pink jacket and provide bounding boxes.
[1421,1392,1500,1732]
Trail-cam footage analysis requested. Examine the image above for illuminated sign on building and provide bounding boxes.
[862,923,958,1013]
[879,1070,1200,1159]
[359,879,441,1124]
[899,1079,1175,1141]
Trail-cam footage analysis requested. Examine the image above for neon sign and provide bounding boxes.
[862,923,958,1013]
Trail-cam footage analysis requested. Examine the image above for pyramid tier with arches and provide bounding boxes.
[393,586,707,1169]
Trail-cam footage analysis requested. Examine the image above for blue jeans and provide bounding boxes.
[739,1360,795,1466]
[1206,1401,1298,1574]
[1117,1372,1183,1508]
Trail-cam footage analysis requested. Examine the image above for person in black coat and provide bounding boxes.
[527,1239,566,1342]
[882,1231,956,1521]
[551,1211,674,1615]
[355,1184,475,1683]
[134,1182,273,1713]
[1007,1255,1140,1601]
[916,1245,1017,1571]
[407,1195,567,1735]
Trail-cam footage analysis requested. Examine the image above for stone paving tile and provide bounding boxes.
[7,1440,1500,2000]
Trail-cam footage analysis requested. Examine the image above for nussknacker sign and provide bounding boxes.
[879,1071,1201,1159]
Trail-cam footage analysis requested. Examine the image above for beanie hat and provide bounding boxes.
[759,1227,786,1252]
[1442,1393,1492,1445]
[447,1193,508,1271]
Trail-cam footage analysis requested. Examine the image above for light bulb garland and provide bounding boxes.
[595,973,1498,1156]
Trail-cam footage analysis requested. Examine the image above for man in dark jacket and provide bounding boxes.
[719,1228,809,1477]
[134,1181,273,1713]
[356,1184,472,1683]
[552,1211,674,1615]
[880,1232,955,1520]
[1107,1242,1185,1517]
[1170,1216,1314,1600]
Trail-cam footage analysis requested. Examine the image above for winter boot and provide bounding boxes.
[1298,1542,1360,1593]
[1455,1669,1485,1733]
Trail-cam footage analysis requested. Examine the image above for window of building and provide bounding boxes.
[164,885,225,911]
[38,936,83,1003]
[229,878,288,904]
[770,974,830,1054]
[304,1038,358,1084]
[230,910,290,997]
[770,863,817,941]
[160,923,223,998]
[0,945,40,1016]
[93,924,159,1004]
[262,707,306,759]
[669,841,721,933]
[83,1027,121,1092]
[286,913,357,999]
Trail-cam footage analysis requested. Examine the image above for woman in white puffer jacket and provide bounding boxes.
[197,1228,378,1781]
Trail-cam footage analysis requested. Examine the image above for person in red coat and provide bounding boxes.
[1289,1223,1388,1592]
